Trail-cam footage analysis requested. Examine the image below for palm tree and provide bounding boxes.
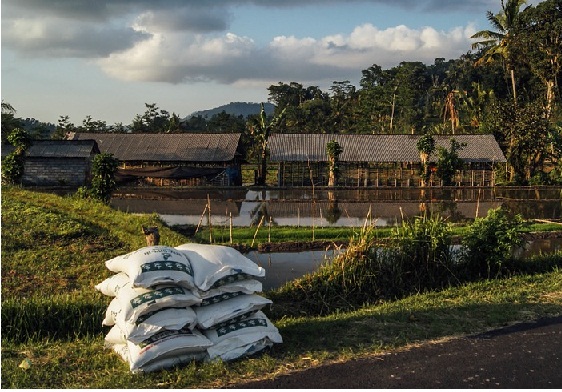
[471,0,527,105]
[247,103,285,185]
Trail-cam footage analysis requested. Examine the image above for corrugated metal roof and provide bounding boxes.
[70,133,241,162]
[268,134,507,163]
[2,140,99,158]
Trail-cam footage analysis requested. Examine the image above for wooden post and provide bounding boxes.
[207,194,212,243]
[251,216,265,248]
[229,212,233,244]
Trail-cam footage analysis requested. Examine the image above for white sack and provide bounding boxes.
[105,246,195,290]
[204,311,282,361]
[95,272,130,297]
[109,329,211,373]
[193,293,272,330]
[175,243,265,291]
[198,279,263,301]
[102,285,201,326]
[105,324,127,345]
[104,305,198,344]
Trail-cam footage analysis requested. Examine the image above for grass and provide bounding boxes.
[183,221,561,248]
[2,186,562,388]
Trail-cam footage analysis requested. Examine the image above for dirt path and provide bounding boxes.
[233,316,562,389]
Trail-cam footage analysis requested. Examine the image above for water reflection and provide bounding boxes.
[249,238,562,291]
[110,187,561,227]
[245,249,343,291]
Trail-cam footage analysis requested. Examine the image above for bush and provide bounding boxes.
[460,207,524,279]
[270,214,458,316]
[388,213,456,291]
[89,153,119,203]
[1,128,31,185]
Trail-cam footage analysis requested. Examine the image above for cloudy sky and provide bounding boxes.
[1,0,527,125]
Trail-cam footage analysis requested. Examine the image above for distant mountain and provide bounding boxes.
[186,102,275,119]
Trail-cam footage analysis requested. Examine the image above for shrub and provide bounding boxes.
[89,153,119,203]
[1,128,31,185]
[460,207,524,279]
[388,213,456,291]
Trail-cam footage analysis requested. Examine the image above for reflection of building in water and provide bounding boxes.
[265,201,503,226]
[111,198,241,217]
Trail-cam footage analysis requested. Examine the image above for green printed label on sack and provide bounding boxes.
[139,328,194,347]
[212,310,258,330]
[210,273,251,289]
[135,306,187,325]
[200,291,245,307]
[216,317,267,337]
[130,286,186,309]
[140,260,193,277]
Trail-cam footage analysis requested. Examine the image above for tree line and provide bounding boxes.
[2,0,561,185]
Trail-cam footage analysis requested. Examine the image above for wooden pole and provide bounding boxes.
[229,212,233,244]
[195,204,208,235]
[251,216,265,248]
[207,194,212,243]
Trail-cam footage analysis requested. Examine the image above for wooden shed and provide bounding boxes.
[268,134,506,187]
[69,133,243,186]
[2,139,99,186]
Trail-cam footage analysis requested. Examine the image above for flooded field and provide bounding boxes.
[111,186,562,228]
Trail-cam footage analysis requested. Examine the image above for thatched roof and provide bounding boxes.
[268,134,506,163]
[69,133,241,163]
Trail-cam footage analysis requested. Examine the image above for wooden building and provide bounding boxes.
[69,133,243,186]
[268,134,507,187]
[2,139,99,186]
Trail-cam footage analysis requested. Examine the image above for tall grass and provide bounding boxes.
[269,207,560,318]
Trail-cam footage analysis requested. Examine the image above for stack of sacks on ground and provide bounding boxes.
[175,243,283,362]
[96,244,282,373]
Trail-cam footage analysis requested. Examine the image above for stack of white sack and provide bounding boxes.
[96,245,211,373]
[175,243,283,362]
[96,243,282,373]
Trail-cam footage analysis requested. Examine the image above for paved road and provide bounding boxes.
[234,316,562,389]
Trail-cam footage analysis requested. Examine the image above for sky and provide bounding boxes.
[0,0,538,126]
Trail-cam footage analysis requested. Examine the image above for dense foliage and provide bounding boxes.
[1,128,32,185]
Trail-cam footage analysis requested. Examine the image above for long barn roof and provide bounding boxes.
[268,134,506,163]
[2,140,99,158]
[69,132,241,162]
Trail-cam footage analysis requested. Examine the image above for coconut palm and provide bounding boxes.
[471,0,528,104]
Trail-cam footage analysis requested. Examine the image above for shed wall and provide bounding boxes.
[22,157,91,186]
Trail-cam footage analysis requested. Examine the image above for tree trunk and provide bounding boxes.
[328,159,335,187]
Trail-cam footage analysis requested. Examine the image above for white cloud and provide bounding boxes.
[3,0,481,88]
[97,20,476,85]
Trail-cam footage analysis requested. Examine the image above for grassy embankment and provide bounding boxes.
[2,186,562,388]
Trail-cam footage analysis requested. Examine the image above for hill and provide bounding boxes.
[186,101,275,119]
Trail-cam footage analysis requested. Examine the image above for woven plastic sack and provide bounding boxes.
[104,305,198,344]
[204,311,282,361]
[105,246,196,290]
[175,243,265,291]
[193,293,272,330]
[95,272,131,297]
[197,278,263,300]
[109,329,211,373]
[102,285,201,326]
